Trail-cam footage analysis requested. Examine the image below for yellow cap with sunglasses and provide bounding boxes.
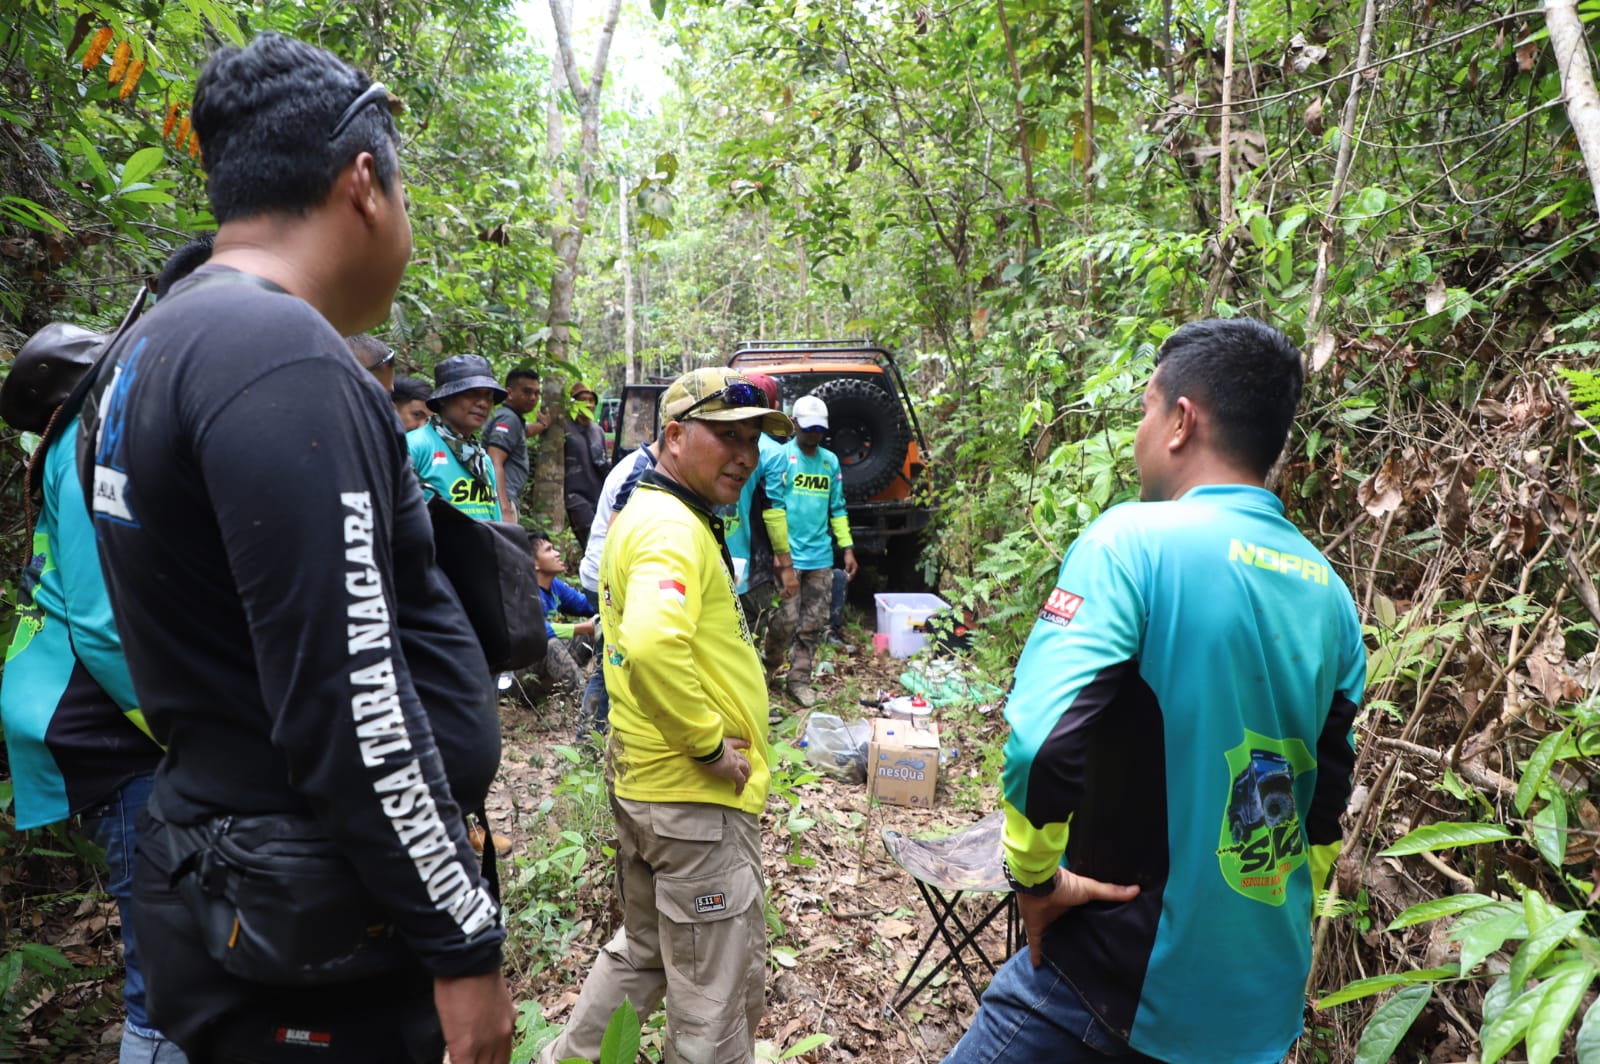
[661,368,794,438]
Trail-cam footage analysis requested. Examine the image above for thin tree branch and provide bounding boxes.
[994,0,1042,248]
[1546,0,1600,217]
[547,0,587,106]
[1306,0,1379,365]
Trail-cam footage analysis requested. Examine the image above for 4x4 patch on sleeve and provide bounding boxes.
[694,892,728,914]
[1039,589,1083,627]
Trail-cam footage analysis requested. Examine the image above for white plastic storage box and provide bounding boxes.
[874,592,950,658]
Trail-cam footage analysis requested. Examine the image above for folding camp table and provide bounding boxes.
[881,811,1019,1012]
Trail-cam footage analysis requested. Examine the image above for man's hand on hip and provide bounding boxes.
[703,736,752,795]
[1018,869,1140,968]
[434,970,514,1064]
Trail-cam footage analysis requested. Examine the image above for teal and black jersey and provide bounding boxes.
[765,440,848,571]
[407,420,501,522]
[726,434,786,593]
[1002,484,1365,1064]
[1,417,159,830]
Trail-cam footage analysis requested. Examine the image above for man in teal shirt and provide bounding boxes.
[1,316,188,1062]
[943,318,1364,1064]
[762,395,856,708]
[722,374,798,643]
[407,353,505,522]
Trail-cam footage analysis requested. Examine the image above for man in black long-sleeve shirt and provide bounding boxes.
[84,33,512,1063]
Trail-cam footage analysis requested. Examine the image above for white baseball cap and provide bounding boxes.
[793,395,829,430]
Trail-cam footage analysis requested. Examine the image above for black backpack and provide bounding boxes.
[426,497,546,673]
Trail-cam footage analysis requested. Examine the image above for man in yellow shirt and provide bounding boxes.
[543,368,792,1064]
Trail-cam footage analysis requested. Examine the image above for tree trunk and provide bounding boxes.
[1546,0,1600,218]
[620,172,635,385]
[532,0,623,534]
[533,5,572,533]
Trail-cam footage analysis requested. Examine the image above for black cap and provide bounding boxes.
[426,354,507,411]
[1,323,104,433]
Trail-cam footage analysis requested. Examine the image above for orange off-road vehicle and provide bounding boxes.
[609,339,935,561]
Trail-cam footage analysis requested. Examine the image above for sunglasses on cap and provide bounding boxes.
[798,423,827,434]
[328,82,405,141]
[678,381,768,420]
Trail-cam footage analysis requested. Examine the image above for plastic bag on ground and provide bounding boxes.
[898,659,1003,709]
[799,713,872,783]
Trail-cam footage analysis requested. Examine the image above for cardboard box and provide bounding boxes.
[868,717,940,808]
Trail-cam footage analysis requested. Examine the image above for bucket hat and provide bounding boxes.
[427,354,507,411]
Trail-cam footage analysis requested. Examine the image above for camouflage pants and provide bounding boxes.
[764,568,832,684]
[739,583,780,648]
[542,637,589,696]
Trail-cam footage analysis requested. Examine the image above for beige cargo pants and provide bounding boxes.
[541,797,766,1064]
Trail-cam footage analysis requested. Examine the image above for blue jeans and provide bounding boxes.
[578,587,610,741]
[941,950,1159,1064]
[81,773,188,1063]
[829,568,847,630]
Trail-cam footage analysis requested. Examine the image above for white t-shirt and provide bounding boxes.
[578,443,658,592]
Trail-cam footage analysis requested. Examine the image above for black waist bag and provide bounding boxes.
[427,496,545,672]
[165,811,411,987]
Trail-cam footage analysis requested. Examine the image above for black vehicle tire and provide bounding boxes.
[809,377,911,503]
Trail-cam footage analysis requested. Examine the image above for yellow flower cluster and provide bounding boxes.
[80,30,200,163]
[81,29,145,99]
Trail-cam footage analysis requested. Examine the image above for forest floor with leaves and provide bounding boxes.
[493,630,1012,1063]
[3,629,1013,1063]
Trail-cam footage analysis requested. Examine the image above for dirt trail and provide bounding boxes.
[31,643,1007,1062]
[493,641,1010,1062]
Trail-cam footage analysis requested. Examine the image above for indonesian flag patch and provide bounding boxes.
[658,579,687,606]
[1039,588,1083,627]
[431,450,448,466]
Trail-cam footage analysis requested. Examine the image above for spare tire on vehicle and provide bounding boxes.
[809,377,911,503]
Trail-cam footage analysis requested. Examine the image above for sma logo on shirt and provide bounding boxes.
[450,478,496,506]
[792,472,831,493]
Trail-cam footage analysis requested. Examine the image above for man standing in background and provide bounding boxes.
[485,367,552,522]
[564,382,608,548]
[763,395,856,709]
[723,373,798,648]
[409,354,506,522]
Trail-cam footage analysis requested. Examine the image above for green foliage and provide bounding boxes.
[1353,984,1432,1064]
[1557,367,1600,435]
[501,745,611,978]
[598,998,640,1064]
[0,940,117,1059]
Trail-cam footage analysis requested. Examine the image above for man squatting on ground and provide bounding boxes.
[542,368,793,1064]
[84,33,513,1062]
[530,531,596,697]
[762,394,856,710]
[942,318,1365,1064]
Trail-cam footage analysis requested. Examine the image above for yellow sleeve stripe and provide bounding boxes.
[1002,800,1070,887]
